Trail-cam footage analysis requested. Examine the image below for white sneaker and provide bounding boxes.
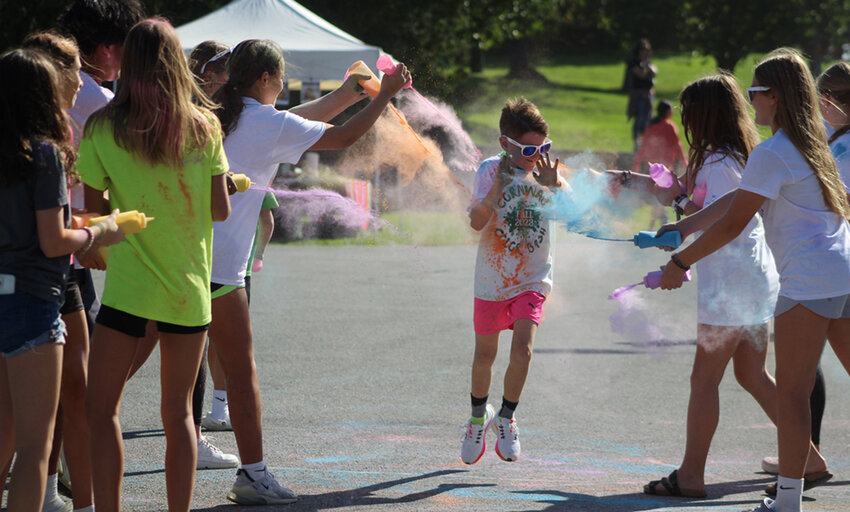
[57,449,72,496]
[197,436,239,470]
[761,456,779,474]
[227,468,298,505]
[460,404,495,464]
[42,494,72,512]
[202,411,232,431]
[495,415,521,462]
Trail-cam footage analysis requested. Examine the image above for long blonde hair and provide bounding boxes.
[755,48,848,218]
[88,18,218,168]
[679,73,759,195]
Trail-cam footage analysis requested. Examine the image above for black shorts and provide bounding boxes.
[96,304,210,338]
[59,270,84,315]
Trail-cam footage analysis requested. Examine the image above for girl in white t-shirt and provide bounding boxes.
[643,73,825,499]
[207,39,409,505]
[659,49,850,512]
[817,62,850,198]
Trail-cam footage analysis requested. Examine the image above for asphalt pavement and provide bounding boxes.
[50,233,850,511]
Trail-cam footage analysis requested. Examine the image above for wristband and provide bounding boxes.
[620,170,632,187]
[672,194,689,215]
[670,253,690,271]
[79,227,95,254]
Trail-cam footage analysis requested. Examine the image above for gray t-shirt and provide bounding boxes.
[0,140,71,302]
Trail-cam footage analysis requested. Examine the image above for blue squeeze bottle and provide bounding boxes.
[633,230,682,249]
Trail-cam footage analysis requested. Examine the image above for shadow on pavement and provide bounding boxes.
[193,469,492,511]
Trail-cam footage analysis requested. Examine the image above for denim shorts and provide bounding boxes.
[0,291,66,357]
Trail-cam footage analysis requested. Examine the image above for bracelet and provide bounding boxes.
[670,253,690,271]
[79,227,95,254]
[672,194,689,215]
[620,170,632,187]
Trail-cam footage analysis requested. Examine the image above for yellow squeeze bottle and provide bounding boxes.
[230,173,255,193]
[85,210,154,263]
[88,210,154,235]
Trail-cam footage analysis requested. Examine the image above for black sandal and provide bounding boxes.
[643,469,707,498]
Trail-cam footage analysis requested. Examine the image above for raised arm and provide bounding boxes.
[289,73,369,122]
[308,65,411,150]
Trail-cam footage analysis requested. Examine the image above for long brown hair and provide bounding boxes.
[817,61,850,144]
[679,73,759,195]
[755,48,848,218]
[0,49,74,187]
[212,39,284,135]
[87,18,218,168]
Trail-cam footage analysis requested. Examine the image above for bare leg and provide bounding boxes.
[86,324,140,512]
[502,319,536,402]
[127,321,159,380]
[666,324,739,492]
[158,331,206,512]
[3,343,63,512]
[59,308,94,508]
[208,289,263,464]
[774,306,830,479]
[470,332,499,400]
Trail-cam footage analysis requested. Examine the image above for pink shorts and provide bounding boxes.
[473,291,547,335]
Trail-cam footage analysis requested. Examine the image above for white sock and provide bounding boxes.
[241,461,266,481]
[212,389,228,419]
[773,475,803,512]
[74,506,95,512]
[44,472,60,503]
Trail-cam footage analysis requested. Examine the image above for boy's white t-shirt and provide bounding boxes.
[211,98,326,286]
[472,155,556,301]
[67,72,114,210]
[738,129,850,300]
[829,130,850,187]
[692,153,778,325]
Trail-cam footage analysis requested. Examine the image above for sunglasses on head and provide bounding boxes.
[747,86,771,103]
[200,47,233,75]
[502,135,552,157]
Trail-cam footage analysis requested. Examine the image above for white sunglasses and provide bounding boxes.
[746,86,771,103]
[502,135,552,157]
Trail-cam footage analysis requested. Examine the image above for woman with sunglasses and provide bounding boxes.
[207,39,409,505]
[658,49,850,512]
[643,73,828,499]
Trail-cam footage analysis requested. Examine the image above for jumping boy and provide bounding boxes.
[462,97,566,464]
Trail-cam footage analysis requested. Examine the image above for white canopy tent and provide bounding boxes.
[175,0,383,83]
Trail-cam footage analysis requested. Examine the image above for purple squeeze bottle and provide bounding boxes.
[642,269,691,289]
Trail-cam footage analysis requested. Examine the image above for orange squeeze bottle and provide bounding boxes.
[347,60,383,98]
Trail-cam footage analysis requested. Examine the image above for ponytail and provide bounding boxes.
[213,39,284,135]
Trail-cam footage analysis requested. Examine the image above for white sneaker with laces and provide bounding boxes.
[197,435,239,470]
[202,411,232,431]
[227,468,298,505]
[460,404,495,464]
[495,415,521,462]
[42,493,72,512]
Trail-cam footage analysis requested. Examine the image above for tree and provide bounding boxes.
[681,0,850,72]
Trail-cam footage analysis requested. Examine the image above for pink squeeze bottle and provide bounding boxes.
[649,162,685,192]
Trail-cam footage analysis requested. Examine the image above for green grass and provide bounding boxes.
[456,52,771,153]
